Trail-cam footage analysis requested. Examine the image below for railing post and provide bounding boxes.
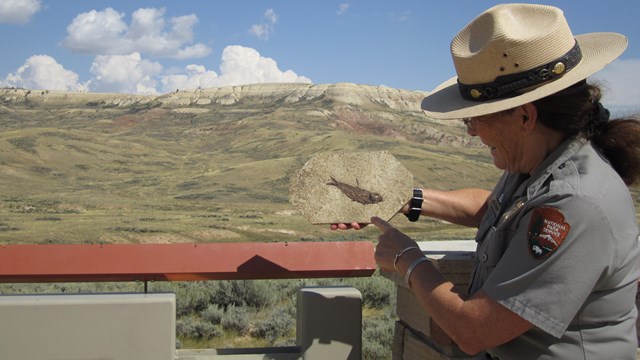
[296,286,362,360]
[0,293,176,360]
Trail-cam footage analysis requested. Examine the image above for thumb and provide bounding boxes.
[371,216,394,233]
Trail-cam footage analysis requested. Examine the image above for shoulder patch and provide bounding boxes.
[527,207,570,258]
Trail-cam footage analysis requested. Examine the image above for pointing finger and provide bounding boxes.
[371,216,394,233]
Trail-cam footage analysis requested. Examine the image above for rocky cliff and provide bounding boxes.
[1,83,428,113]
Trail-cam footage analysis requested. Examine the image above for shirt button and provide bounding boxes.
[481,253,488,262]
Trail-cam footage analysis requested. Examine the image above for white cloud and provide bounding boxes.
[161,45,311,93]
[216,45,311,86]
[263,8,277,24]
[0,0,41,24]
[0,55,86,91]
[174,44,213,61]
[62,7,211,59]
[2,46,310,95]
[87,52,163,95]
[160,64,219,93]
[62,8,128,54]
[591,58,640,109]
[337,4,351,16]
[249,24,269,40]
[249,9,277,40]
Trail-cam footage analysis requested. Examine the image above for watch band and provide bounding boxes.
[405,188,423,222]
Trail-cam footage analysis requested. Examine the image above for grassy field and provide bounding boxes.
[0,86,501,245]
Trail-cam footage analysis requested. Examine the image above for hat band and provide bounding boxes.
[458,41,582,102]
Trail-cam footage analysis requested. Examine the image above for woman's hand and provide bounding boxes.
[371,216,420,272]
[330,222,367,230]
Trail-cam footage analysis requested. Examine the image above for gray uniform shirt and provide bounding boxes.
[469,137,640,359]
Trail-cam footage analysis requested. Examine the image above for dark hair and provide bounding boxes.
[533,81,640,185]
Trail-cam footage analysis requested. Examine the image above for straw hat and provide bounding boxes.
[421,3,627,120]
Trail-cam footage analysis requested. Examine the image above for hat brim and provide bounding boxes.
[421,32,628,120]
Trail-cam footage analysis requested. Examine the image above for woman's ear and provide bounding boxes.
[519,103,538,134]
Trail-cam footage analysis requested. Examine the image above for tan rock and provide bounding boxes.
[289,151,413,224]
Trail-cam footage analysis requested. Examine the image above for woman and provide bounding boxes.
[335,4,640,359]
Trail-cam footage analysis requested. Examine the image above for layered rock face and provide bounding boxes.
[159,83,426,112]
[1,83,428,113]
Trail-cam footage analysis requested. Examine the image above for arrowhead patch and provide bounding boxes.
[527,207,570,259]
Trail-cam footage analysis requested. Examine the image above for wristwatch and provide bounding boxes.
[405,188,423,222]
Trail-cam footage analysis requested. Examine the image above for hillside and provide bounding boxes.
[0,83,500,244]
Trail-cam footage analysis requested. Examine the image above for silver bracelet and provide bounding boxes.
[404,257,430,289]
[393,246,420,272]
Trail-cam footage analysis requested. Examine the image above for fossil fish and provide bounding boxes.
[326,176,383,205]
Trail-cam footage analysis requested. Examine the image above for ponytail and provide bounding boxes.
[594,118,640,185]
[534,81,640,185]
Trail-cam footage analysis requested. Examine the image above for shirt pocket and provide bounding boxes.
[479,226,509,270]
[470,226,509,294]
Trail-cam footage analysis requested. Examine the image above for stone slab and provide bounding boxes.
[289,151,413,224]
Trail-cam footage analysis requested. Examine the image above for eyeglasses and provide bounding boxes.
[462,114,493,130]
[462,117,478,130]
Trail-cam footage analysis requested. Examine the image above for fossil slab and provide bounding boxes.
[289,151,413,224]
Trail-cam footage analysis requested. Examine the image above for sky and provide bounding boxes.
[0,0,638,112]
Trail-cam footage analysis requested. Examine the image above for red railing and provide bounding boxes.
[0,241,377,283]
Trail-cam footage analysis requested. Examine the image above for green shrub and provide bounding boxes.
[171,282,217,316]
[200,304,225,324]
[220,305,251,334]
[362,315,394,360]
[363,340,388,360]
[356,275,394,309]
[251,307,295,343]
[211,280,277,309]
[176,317,222,339]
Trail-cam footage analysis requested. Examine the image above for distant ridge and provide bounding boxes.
[1,83,428,112]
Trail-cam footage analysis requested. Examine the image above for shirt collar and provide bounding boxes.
[526,136,587,199]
